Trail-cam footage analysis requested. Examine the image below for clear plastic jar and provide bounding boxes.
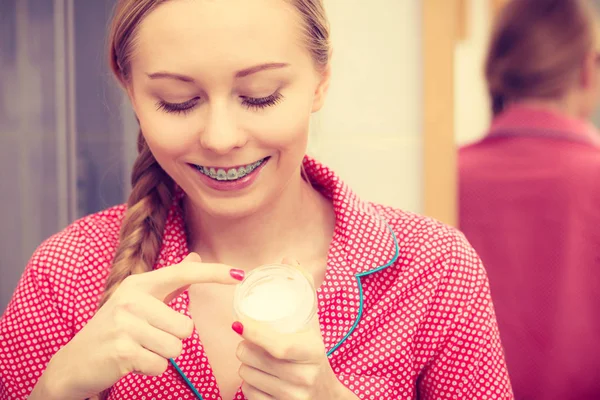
[233,263,317,334]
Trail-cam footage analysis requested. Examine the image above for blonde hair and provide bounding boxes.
[486,0,599,116]
[96,2,329,395]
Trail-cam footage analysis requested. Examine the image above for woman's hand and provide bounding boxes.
[233,261,357,400]
[30,253,243,400]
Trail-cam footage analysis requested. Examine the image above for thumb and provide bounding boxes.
[281,257,300,267]
[183,252,202,262]
[280,257,315,287]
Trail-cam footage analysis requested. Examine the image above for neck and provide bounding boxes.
[516,93,583,119]
[184,172,334,271]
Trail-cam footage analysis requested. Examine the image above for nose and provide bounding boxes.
[199,100,247,155]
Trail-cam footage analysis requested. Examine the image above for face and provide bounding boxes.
[126,0,330,218]
[576,48,600,119]
[577,22,600,119]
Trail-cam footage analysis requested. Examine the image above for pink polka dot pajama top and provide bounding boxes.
[0,157,514,399]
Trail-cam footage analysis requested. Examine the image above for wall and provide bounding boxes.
[0,0,129,312]
[454,0,493,147]
[309,0,423,213]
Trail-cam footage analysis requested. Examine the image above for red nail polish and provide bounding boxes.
[230,269,245,281]
[232,321,244,335]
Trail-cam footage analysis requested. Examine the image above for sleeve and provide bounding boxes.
[0,226,83,400]
[417,234,514,400]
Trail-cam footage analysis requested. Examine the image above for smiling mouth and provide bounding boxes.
[193,157,270,181]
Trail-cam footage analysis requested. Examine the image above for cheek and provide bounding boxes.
[136,100,200,161]
[255,115,309,150]
[250,93,312,151]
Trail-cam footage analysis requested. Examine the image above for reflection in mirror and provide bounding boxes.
[457,1,600,399]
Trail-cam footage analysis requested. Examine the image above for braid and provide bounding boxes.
[98,130,173,308]
[94,131,173,400]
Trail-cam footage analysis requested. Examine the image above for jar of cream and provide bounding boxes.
[233,263,317,334]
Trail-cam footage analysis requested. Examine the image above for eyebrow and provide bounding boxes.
[235,62,289,78]
[146,72,195,83]
[146,62,290,82]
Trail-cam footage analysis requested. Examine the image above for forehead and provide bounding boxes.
[133,0,306,73]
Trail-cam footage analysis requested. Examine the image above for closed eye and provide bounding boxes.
[156,98,199,115]
[156,92,284,115]
[241,92,284,110]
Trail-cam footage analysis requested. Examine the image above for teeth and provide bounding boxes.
[197,158,266,181]
[227,169,238,180]
[216,169,227,180]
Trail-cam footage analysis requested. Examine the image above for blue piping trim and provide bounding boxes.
[171,219,400,396]
[326,220,400,357]
[170,358,204,399]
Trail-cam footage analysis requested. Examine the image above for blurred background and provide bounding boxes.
[2,0,600,313]
[1,0,138,311]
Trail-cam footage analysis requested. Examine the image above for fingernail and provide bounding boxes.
[232,321,244,335]
[185,252,202,261]
[230,269,245,281]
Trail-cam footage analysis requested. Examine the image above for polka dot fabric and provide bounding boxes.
[0,156,514,399]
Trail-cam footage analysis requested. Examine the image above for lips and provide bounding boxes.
[193,157,269,181]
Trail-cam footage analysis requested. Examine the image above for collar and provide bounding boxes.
[302,156,399,276]
[488,104,600,147]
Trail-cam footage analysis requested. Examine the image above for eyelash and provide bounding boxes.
[241,92,284,110]
[156,98,198,115]
[156,92,284,115]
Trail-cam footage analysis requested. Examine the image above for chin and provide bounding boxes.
[206,200,264,220]
[191,189,270,220]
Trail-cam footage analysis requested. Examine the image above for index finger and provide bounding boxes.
[137,261,242,301]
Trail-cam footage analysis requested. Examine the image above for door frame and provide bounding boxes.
[421,0,501,226]
[421,0,460,226]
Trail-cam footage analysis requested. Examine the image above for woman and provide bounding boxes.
[459,0,600,399]
[0,0,512,399]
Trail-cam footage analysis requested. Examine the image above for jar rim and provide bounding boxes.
[233,263,317,333]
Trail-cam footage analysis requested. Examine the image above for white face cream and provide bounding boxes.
[233,264,317,334]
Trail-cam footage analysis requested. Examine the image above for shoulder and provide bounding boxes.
[33,204,126,267]
[26,205,127,309]
[457,138,495,172]
[374,203,475,255]
[71,204,127,253]
[564,143,600,174]
[458,139,486,155]
[372,203,485,285]
[365,205,498,348]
